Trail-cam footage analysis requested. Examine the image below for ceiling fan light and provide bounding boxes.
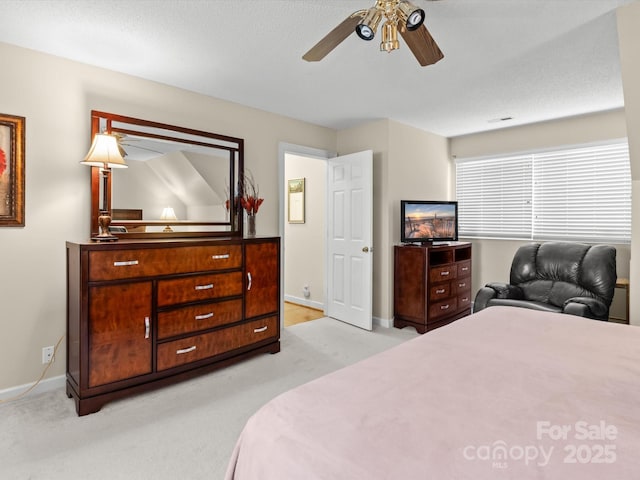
[397,1,425,31]
[380,22,399,53]
[356,7,383,41]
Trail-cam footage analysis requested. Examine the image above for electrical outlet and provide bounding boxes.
[42,346,54,364]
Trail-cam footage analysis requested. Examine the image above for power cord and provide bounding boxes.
[0,334,65,404]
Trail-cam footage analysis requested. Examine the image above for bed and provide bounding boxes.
[225,306,640,479]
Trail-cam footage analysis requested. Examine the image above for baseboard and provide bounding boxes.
[285,295,393,329]
[374,316,392,328]
[284,294,324,311]
[0,374,66,402]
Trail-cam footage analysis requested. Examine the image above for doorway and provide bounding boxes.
[279,143,333,327]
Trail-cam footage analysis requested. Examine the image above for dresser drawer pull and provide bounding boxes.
[195,312,214,320]
[254,326,268,333]
[144,316,150,339]
[176,346,197,355]
[436,288,446,294]
[113,260,139,267]
[195,283,214,291]
[462,297,469,302]
[440,271,450,276]
[247,272,252,291]
[440,304,450,310]
[458,282,466,288]
[461,266,469,272]
[211,253,230,260]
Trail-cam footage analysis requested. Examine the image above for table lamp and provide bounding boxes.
[81,133,128,241]
[160,206,177,232]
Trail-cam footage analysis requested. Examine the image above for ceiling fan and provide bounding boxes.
[302,0,444,67]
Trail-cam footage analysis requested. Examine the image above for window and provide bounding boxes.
[455,140,631,243]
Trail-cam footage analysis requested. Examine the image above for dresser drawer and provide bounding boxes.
[452,277,471,295]
[88,244,242,281]
[157,316,278,371]
[429,264,457,283]
[157,271,243,307]
[429,298,458,320]
[429,283,451,301]
[458,290,472,310]
[457,260,471,278]
[157,299,243,339]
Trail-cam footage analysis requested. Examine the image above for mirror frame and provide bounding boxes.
[89,110,244,239]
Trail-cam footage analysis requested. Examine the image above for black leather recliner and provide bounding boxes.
[473,242,617,320]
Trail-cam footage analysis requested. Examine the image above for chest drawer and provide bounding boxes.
[429,283,451,301]
[429,264,457,283]
[458,291,472,310]
[457,260,471,279]
[452,277,471,295]
[157,316,278,371]
[157,271,243,307]
[429,298,458,320]
[157,299,243,339]
[89,244,242,281]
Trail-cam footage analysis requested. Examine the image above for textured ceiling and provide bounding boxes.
[0,0,635,137]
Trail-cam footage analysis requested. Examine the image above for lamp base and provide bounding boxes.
[93,211,119,242]
[91,234,119,242]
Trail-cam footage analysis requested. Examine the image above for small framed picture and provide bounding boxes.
[287,178,305,224]
[0,113,25,227]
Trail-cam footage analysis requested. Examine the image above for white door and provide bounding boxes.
[327,150,373,330]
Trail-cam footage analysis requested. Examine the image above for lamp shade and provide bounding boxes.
[160,207,178,221]
[80,133,127,168]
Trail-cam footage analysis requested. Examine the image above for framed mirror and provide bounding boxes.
[89,111,244,238]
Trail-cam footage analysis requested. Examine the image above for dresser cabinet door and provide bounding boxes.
[88,282,152,387]
[245,241,279,319]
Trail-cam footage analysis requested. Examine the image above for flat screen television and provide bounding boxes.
[401,200,458,244]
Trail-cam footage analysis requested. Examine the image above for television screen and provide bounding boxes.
[401,200,458,244]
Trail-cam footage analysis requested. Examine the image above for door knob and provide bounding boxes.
[362,246,369,253]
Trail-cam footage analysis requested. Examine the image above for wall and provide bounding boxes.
[284,153,326,309]
[337,120,390,323]
[0,42,337,393]
[450,109,631,321]
[337,119,450,324]
[617,2,640,326]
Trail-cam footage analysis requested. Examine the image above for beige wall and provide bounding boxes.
[0,42,336,392]
[450,109,631,321]
[337,120,390,323]
[3,2,638,393]
[617,2,640,325]
[284,154,326,309]
[337,120,450,323]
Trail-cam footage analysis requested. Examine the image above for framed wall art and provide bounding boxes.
[0,113,25,226]
[287,178,305,224]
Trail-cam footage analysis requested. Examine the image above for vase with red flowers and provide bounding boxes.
[240,170,264,237]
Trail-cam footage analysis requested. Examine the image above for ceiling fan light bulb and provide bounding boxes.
[397,1,425,30]
[356,24,375,40]
[356,7,382,41]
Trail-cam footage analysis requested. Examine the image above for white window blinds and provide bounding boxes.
[455,140,631,243]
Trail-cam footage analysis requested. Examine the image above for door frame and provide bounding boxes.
[278,142,336,328]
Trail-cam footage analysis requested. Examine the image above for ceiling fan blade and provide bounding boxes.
[302,11,366,62]
[398,22,444,67]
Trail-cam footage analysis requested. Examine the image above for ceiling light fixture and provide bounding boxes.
[356,7,383,41]
[396,1,425,30]
[303,0,443,67]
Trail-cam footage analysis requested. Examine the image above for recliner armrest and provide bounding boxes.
[473,283,524,313]
[486,283,524,300]
[563,296,609,321]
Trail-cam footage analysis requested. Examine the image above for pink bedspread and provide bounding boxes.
[225,307,640,479]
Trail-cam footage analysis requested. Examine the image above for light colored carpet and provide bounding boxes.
[0,318,418,480]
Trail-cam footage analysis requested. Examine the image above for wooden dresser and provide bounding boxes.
[394,242,472,334]
[66,237,280,415]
